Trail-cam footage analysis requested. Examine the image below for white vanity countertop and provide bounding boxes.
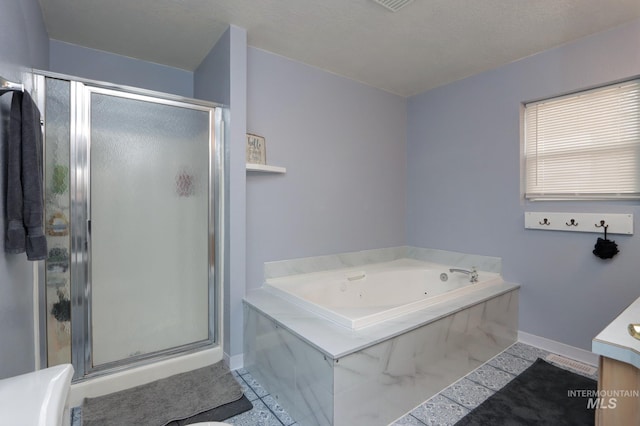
[592,296,640,369]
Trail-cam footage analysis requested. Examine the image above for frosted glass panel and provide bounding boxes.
[90,92,210,366]
[44,78,72,366]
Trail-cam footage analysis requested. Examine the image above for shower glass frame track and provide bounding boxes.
[34,71,225,382]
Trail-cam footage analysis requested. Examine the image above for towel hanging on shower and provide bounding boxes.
[5,90,47,260]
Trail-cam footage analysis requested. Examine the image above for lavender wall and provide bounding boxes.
[195,26,247,360]
[49,40,193,97]
[0,0,49,378]
[245,47,407,292]
[194,29,230,105]
[407,20,640,350]
[227,27,247,360]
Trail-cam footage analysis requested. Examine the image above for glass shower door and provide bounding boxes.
[88,89,212,367]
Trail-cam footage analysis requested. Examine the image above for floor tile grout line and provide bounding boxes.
[240,373,264,396]
[408,413,428,425]
[438,393,471,411]
[442,378,500,411]
[488,363,526,376]
[231,380,289,426]
[258,394,292,426]
[463,362,518,390]
[402,388,466,425]
[486,351,538,376]
[237,373,293,426]
[505,349,548,363]
[449,346,530,384]
[445,373,498,398]
[258,396,287,426]
[234,368,250,377]
[237,374,255,399]
[463,375,506,393]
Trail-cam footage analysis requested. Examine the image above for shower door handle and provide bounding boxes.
[86,220,91,250]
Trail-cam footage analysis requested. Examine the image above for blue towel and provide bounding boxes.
[5,91,47,260]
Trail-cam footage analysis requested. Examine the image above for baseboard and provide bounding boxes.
[518,331,599,366]
[224,352,244,371]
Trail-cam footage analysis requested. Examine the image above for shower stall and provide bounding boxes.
[34,72,224,382]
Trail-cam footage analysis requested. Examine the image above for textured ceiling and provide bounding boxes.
[38,0,640,97]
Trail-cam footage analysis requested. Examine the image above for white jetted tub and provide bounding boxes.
[264,258,503,329]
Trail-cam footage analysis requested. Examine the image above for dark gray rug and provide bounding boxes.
[455,359,597,426]
[82,361,244,426]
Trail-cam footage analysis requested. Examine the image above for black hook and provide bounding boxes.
[539,218,550,225]
[566,219,578,226]
[595,220,610,240]
[593,219,618,259]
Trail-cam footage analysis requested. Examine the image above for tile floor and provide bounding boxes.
[229,342,598,426]
[227,368,298,426]
[69,369,298,426]
[390,342,598,426]
[70,342,598,426]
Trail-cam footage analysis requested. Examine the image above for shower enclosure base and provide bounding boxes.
[67,347,222,408]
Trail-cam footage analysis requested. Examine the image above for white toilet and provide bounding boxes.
[0,364,74,426]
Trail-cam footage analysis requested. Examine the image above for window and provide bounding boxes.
[524,79,640,200]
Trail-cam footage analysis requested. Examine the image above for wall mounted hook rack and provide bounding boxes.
[525,212,633,235]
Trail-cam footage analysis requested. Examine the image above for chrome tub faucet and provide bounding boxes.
[449,267,479,283]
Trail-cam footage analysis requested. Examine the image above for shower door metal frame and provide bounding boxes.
[35,71,224,382]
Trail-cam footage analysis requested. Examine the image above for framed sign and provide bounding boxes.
[246,133,266,165]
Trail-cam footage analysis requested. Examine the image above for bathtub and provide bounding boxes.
[245,249,519,425]
[264,258,503,330]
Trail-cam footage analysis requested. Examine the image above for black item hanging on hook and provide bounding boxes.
[593,221,619,259]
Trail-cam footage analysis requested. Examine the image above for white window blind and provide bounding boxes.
[524,79,640,200]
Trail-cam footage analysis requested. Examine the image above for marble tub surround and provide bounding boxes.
[248,247,515,425]
[592,296,640,369]
[264,246,405,280]
[244,307,334,425]
[333,291,517,426]
[244,288,518,425]
[264,246,501,280]
[404,246,501,274]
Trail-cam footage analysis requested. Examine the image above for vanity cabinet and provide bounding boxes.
[592,296,640,426]
[596,356,640,425]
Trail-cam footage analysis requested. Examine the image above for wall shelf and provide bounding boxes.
[524,212,633,235]
[246,163,286,174]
